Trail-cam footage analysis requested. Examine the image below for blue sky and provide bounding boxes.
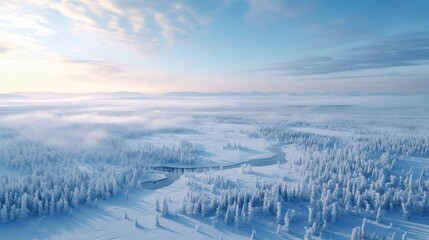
[1,0,428,93]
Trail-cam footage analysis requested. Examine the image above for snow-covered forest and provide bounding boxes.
[0,93,428,239]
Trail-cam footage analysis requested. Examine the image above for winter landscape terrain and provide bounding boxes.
[0,93,428,240]
[2,0,429,239]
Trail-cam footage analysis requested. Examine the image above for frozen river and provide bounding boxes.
[142,145,286,190]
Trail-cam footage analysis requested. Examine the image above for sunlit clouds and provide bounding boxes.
[1,0,429,93]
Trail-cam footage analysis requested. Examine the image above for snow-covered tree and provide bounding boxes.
[276,202,282,224]
[350,227,361,240]
[284,212,290,233]
[308,207,314,225]
[155,197,160,212]
[361,218,367,238]
[235,205,241,228]
[376,207,382,222]
[1,205,8,224]
[161,197,169,217]
[216,205,221,219]
[250,229,256,240]
[401,203,409,220]
[247,201,253,225]
[322,219,328,232]
[331,203,337,223]
[72,188,80,209]
[9,205,17,222]
[304,226,312,240]
[224,204,231,225]
[155,214,160,227]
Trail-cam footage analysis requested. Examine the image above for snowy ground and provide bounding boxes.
[1,158,427,240]
[0,93,428,239]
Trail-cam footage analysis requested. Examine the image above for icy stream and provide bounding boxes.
[142,145,286,190]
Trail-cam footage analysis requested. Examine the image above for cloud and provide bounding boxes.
[245,0,313,20]
[258,33,429,75]
[0,2,53,56]
[153,11,179,46]
[299,72,423,81]
[62,58,125,76]
[49,0,209,53]
[0,45,13,54]
[0,1,55,37]
[0,0,210,54]
[0,1,217,93]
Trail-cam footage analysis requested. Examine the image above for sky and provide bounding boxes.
[0,0,428,94]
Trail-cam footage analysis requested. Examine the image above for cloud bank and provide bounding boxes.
[260,33,429,75]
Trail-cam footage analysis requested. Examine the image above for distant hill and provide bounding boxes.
[164,91,283,97]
